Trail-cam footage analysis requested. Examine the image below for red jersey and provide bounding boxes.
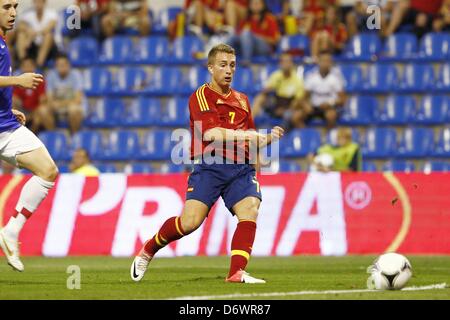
[239,13,280,44]
[411,0,443,15]
[13,80,46,111]
[189,83,256,162]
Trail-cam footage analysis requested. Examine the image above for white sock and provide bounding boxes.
[15,176,54,213]
[3,215,27,241]
[3,176,55,240]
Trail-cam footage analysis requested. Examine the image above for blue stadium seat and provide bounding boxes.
[152,6,183,34]
[146,67,184,95]
[160,97,190,127]
[82,67,113,96]
[85,98,125,128]
[339,95,377,125]
[326,128,360,145]
[38,132,70,161]
[342,33,382,61]
[122,97,160,127]
[68,36,98,67]
[382,160,415,172]
[362,63,399,93]
[380,33,418,61]
[362,128,397,159]
[99,36,134,64]
[102,130,140,161]
[376,95,416,125]
[233,67,254,93]
[170,36,204,64]
[125,163,155,174]
[435,63,450,93]
[337,64,364,93]
[422,161,450,173]
[278,160,302,172]
[71,131,104,161]
[398,63,435,93]
[396,127,434,158]
[280,129,322,157]
[180,66,209,95]
[110,66,149,96]
[95,163,117,173]
[417,32,450,61]
[362,161,377,172]
[433,127,450,158]
[57,164,70,173]
[138,130,174,160]
[159,163,188,174]
[414,95,449,125]
[415,95,450,125]
[278,35,310,57]
[134,36,170,64]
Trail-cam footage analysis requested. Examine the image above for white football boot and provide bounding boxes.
[130,251,152,282]
[0,229,24,272]
[226,270,266,284]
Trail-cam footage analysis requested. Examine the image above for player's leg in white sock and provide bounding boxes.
[3,176,55,241]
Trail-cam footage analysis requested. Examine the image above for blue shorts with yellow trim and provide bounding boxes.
[186,163,262,214]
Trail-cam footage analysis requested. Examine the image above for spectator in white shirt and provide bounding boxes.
[16,0,59,68]
[293,51,346,129]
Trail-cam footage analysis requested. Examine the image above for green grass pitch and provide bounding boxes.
[0,256,449,300]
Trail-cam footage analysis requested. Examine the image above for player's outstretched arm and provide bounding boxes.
[204,126,284,149]
[204,127,260,143]
[0,73,44,89]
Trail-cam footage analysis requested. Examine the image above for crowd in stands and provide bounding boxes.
[1,0,449,174]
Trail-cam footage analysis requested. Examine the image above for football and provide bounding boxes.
[367,253,413,290]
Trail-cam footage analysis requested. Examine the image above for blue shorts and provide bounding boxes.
[186,163,262,214]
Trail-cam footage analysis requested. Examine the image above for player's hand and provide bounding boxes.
[12,109,26,125]
[16,73,44,89]
[269,126,285,143]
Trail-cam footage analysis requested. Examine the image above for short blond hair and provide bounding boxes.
[207,44,235,65]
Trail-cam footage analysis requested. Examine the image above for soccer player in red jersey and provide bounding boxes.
[131,44,284,283]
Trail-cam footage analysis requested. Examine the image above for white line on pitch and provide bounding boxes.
[169,283,448,300]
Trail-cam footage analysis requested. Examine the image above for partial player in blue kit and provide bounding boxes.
[0,0,58,272]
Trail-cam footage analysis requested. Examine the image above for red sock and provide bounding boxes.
[143,217,186,256]
[228,220,257,278]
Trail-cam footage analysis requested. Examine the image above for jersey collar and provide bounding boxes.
[206,83,232,99]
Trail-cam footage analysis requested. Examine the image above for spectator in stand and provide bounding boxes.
[293,50,346,129]
[308,127,362,172]
[101,0,151,37]
[434,0,450,31]
[46,53,84,134]
[69,0,110,38]
[224,0,248,33]
[185,0,226,36]
[12,57,52,133]
[383,0,444,38]
[301,0,336,35]
[346,1,397,38]
[252,52,305,128]
[224,0,291,34]
[227,0,281,65]
[69,148,100,177]
[310,5,348,60]
[15,0,59,68]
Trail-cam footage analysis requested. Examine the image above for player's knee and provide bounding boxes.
[180,214,203,234]
[237,204,259,221]
[38,162,59,182]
